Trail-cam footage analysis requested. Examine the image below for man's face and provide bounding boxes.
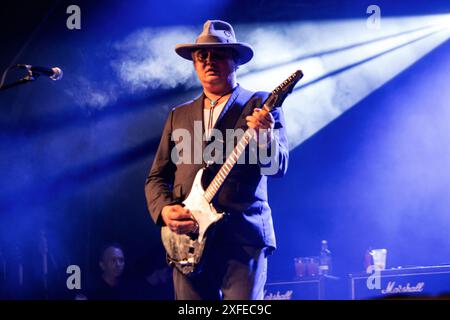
[99,247,125,278]
[192,48,237,88]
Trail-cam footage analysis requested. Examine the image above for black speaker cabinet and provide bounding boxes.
[264,275,340,300]
[349,265,450,299]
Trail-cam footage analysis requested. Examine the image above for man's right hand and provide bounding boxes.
[161,204,198,235]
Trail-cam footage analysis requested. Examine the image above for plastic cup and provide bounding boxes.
[371,249,387,270]
[294,257,307,277]
[306,257,319,276]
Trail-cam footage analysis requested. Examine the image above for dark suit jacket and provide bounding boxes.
[145,85,289,249]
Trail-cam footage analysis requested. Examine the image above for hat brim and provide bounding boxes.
[175,42,254,65]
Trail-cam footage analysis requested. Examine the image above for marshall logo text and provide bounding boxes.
[381,281,425,295]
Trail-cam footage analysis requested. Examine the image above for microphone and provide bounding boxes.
[16,64,63,81]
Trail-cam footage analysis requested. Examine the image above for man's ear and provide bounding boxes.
[99,261,105,271]
[232,50,240,70]
[232,57,240,71]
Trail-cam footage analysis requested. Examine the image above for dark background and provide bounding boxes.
[1,0,449,299]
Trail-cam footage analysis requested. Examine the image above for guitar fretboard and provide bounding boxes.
[203,127,255,203]
[202,69,303,203]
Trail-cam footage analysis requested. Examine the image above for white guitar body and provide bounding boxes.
[161,168,223,275]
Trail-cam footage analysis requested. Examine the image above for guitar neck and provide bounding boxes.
[202,69,303,203]
[203,128,253,203]
[203,105,271,203]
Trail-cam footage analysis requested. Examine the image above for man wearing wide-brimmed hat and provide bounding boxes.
[145,20,289,300]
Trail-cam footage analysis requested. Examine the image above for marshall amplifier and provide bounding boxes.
[264,275,341,300]
[349,265,450,299]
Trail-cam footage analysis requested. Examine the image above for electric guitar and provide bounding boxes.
[161,70,304,275]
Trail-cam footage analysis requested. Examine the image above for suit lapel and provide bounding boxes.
[186,94,206,163]
[214,85,254,134]
[205,86,254,166]
[188,93,204,129]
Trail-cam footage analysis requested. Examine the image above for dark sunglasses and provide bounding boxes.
[194,49,234,62]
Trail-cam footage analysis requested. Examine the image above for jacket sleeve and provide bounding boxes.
[144,109,179,225]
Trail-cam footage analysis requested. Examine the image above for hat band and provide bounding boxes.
[196,35,233,44]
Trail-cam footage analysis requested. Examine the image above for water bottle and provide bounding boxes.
[319,240,332,275]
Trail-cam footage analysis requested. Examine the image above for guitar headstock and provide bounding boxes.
[264,70,303,111]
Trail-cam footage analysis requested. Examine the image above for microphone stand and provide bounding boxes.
[0,66,38,92]
[39,229,49,300]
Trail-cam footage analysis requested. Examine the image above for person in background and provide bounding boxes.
[83,243,132,300]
